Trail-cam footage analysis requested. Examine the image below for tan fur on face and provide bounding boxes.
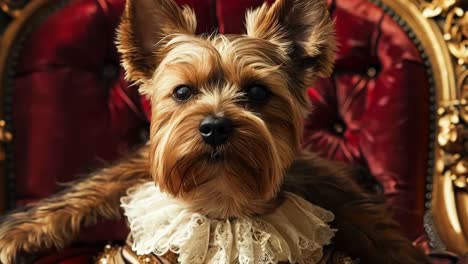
[143,34,310,218]
[116,0,336,218]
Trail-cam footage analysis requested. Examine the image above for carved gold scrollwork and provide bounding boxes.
[438,102,468,191]
[460,76,468,120]
[421,0,457,18]
[409,0,468,254]
[444,7,468,66]
[420,0,468,192]
[422,0,468,81]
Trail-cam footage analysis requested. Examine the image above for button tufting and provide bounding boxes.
[332,122,346,136]
[367,67,377,78]
[101,64,119,81]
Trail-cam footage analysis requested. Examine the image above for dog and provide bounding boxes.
[0,0,429,263]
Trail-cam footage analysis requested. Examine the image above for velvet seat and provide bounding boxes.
[0,0,466,263]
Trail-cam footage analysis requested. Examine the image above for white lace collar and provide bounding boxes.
[121,182,335,264]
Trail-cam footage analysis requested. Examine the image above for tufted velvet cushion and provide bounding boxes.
[303,0,430,240]
[13,0,146,205]
[9,0,430,262]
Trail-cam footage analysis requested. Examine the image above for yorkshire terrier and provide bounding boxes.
[0,0,429,263]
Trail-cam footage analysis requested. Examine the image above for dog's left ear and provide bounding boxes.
[116,0,197,83]
[246,0,337,85]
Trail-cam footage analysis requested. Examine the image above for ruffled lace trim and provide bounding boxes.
[121,182,335,264]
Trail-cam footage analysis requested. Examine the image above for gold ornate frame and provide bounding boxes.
[376,0,468,255]
[0,0,467,256]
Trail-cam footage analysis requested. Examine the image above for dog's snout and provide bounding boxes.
[199,116,233,146]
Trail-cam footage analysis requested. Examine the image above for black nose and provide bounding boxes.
[199,116,233,146]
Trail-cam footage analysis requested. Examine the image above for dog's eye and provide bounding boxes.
[247,85,270,102]
[173,86,193,102]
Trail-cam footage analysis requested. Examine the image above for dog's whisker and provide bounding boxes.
[210,150,220,160]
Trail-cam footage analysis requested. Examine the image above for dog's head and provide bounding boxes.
[117,0,336,218]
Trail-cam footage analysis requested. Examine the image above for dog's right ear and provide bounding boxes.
[116,0,197,83]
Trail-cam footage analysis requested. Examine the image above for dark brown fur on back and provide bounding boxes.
[284,154,429,264]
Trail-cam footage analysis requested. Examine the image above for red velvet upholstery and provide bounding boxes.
[8,0,431,262]
[303,0,430,240]
[13,0,147,204]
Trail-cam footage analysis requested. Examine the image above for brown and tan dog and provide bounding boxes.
[0,0,429,263]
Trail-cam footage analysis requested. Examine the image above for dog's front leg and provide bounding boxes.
[0,145,151,264]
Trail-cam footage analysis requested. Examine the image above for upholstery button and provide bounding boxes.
[138,126,150,143]
[367,67,377,78]
[332,122,346,136]
[102,64,119,81]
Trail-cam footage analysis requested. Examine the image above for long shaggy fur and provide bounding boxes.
[145,33,302,218]
[0,0,429,263]
[245,0,338,85]
[116,0,197,83]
